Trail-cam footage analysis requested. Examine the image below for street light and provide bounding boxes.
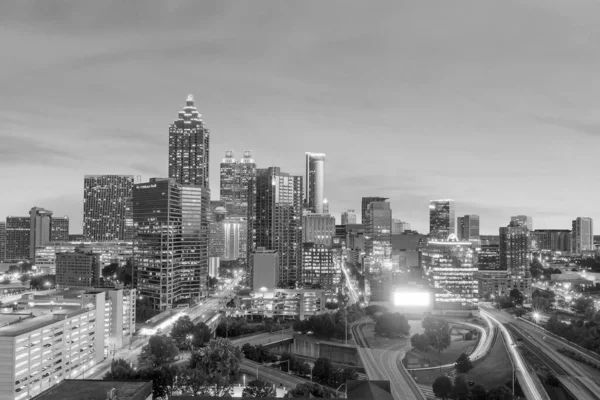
[532,312,541,325]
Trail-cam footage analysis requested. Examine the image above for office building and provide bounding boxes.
[476,270,510,299]
[50,216,69,242]
[31,380,152,400]
[247,167,303,286]
[56,249,102,288]
[477,244,500,270]
[457,215,479,241]
[234,288,327,320]
[250,248,279,292]
[168,94,210,188]
[391,219,411,234]
[0,221,5,262]
[532,230,571,252]
[29,207,53,260]
[341,210,357,225]
[572,217,594,254]
[302,243,335,288]
[5,217,30,261]
[511,215,533,231]
[322,198,330,214]
[219,150,257,205]
[303,214,336,246]
[361,197,387,225]
[305,153,326,214]
[499,224,531,295]
[133,178,210,311]
[83,175,134,242]
[209,215,247,261]
[364,200,392,256]
[68,234,83,241]
[429,199,455,240]
[420,237,478,313]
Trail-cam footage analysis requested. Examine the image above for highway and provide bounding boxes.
[482,305,600,400]
[231,329,294,347]
[352,322,424,400]
[240,358,310,390]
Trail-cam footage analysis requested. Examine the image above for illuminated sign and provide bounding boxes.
[137,184,157,189]
[393,291,430,307]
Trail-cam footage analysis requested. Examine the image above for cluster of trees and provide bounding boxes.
[374,312,410,337]
[30,274,56,290]
[532,289,555,312]
[545,314,600,355]
[7,262,33,274]
[432,375,513,400]
[530,259,562,280]
[310,357,359,388]
[107,337,242,399]
[454,353,474,373]
[242,379,277,398]
[293,304,364,340]
[410,317,451,353]
[136,296,159,324]
[576,257,600,272]
[101,260,133,286]
[170,315,212,350]
[494,289,524,309]
[572,297,595,317]
[285,382,337,398]
[216,317,265,338]
[207,276,219,289]
[241,343,278,364]
[365,304,388,317]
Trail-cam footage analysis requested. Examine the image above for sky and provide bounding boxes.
[2,1,600,235]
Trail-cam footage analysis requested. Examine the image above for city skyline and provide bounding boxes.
[3,1,600,234]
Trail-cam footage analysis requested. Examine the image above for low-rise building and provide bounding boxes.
[56,249,102,288]
[234,288,327,320]
[31,379,152,400]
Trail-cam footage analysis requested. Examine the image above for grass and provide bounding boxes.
[406,337,475,367]
[359,322,409,350]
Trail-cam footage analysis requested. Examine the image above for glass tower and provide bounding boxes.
[429,199,456,240]
[305,153,326,214]
[219,150,256,205]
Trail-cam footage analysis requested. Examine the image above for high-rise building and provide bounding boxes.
[429,199,455,240]
[572,217,594,254]
[391,219,411,234]
[457,215,480,241]
[83,175,134,242]
[341,210,357,225]
[56,248,102,288]
[364,200,392,256]
[420,237,478,313]
[361,197,387,225]
[499,224,531,295]
[50,216,69,242]
[303,214,336,246]
[322,198,330,214]
[302,243,335,288]
[250,248,279,292]
[5,216,30,260]
[29,207,53,259]
[247,167,303,287]
[532,229,571,252]
[219,150,256,204]
[477,244,500,270]
[305,153,326,214]
[0,221,5,262]
[511,215,533,231]
[168,94,210,188]
[133,178,210,310]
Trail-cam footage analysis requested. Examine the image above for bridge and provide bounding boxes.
[231,330,294,347]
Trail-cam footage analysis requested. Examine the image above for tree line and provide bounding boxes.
[293,304,364,340]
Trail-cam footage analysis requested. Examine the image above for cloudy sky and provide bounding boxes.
[2,0,600,234]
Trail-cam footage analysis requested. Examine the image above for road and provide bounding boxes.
[240,359,311,390]
[482,305,600,400]
[231,330,294,347]
[352,322,424,400]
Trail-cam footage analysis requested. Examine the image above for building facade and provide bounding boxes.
[341,210,357,225]
[5,217,30,261]
[532,229,571,252]
[56,249,102,288]
[457,215,480,241]
[247,167,303,286]
[50,217,69,242]
[391,219,411,234]
[511,215,533,231]
[429,199,455,240]
[477,244,500,270]
[168,95,210,188]
[305,153,326,214]
[361,197,387,225]
[250,248,279,292]
[29,207,53,260]
[219,150,256,205]
[83,175,134,242]
[0,221,5,262]
[572,217,594,254]
[132,178,210,311]
[302,243,336,289]
[364,200,392,256]
[302,214,336,246]
[234,288,327,320]
[499,224,531,295]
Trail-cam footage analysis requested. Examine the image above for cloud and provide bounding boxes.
[534,116,600,136]
[0,135,82,166]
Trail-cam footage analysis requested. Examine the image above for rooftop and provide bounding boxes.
[0,306,89,337]
[31,379,153,400]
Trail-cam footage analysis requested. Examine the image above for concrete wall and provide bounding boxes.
[291,334,362,366]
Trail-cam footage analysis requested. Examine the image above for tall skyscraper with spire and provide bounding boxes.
[305,153,326,214]
[220,150,237,203]
[219,150,256,205]
[168,95,210,188]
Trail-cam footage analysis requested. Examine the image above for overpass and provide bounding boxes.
[231,330,294,347]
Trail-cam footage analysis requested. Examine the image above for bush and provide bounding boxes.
[374,312,410,337]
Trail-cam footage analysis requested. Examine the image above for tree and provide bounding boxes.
[487,386,513,400]
[103,358,136,380]
[432,376,453,399]
[532,296,552,312]
[30,275,56,290]
[136,296,159,324]
[470,384,488,400]
[170,315,195,349]
[188,337,242,392]
[411,333,430,351]
[573,297,594,315]
[208,276,219,289]
[191,322,212,347]
[423,317,451,352]
[454,353,474,373]
[19,274,30,284]
[312,357,333,384]
[453,375,470,400]
[374,312,411,337]
[242,379,276,398]
[138,334,179,368]
[102,263,119,279]
[285,382,336,398]
[509,289,524,306]
[1,276,11,285]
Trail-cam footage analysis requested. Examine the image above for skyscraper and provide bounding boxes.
[341,210,357,225]
[429,199,455,240]
[168,94,210,188]
[457,215,480,241]
[29,207,53,259]
[247,167,303,287]
[303,214,336,246]
[364,200,392,256]
[510,215,533,231]
[391,219,411,234]
[50,216,70,242]
[219,150,256,204]
[83,175,134,242]
[361,197,388,224]
[499,224,531,295]
[572,217,594,253]
[5,217,30,260]
[0,222,6,262]
[305,153,326,213]
[302,243,335,289]
[132,178,210,310]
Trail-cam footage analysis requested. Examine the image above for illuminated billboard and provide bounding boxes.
[393,291,431,307]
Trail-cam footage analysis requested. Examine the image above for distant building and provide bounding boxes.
[532,229,571,252]
[341,209,357,225]
[391,219,411,234]
[305,153,326,214]
[500,224,531,295]
[429,199,455,240]
[302,243,335,288]
[511,215,533,231]
[56,248,102,288]
[219,150,256,204]
[209,206,247,261]
[457,215,479,241]
[68,234,84,241]
[572,217,594,254]
[250,248,279,292]
[29,207,53,259]
[361,197,387,225]
[322,198,330,214]
[50,216,69,242]
[477,244,500,270]
[234,288,327,320]
[480,235,499,246]
[303,214,336,246]
[0,221,5,262]
[31,379,152,400]
[83,175,134,242]
[364,200,392,256]
[5,216,30,260]
[476,270,510,299]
